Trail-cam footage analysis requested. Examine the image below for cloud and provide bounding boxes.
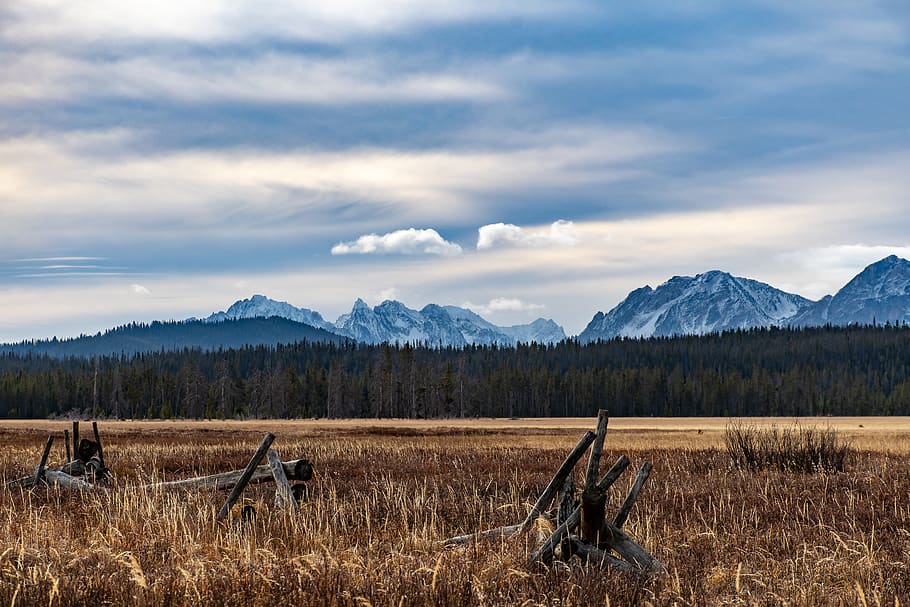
[463,297,545,316]
[131,284,151,295]
[0,127,678,257]
[1,1,576,46]
[477,220,578,250]
[0,51,508,106]
[331,228,463,256]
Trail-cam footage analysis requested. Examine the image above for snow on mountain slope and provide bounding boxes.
[791,255,910,327]
[335,300,565,346]
[579,270,813,341]
[205,295,566,346]
[205,294,334,331]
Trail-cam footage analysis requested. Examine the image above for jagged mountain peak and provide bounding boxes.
[579,269,812,341]
[791,255,910,327]
[333,299,565,346]
[205,295,334,331]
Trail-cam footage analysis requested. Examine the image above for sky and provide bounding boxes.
[1,1,910,341]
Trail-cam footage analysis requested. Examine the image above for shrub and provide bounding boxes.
[724,422,851,473]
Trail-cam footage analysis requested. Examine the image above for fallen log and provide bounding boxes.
[42,469,96,491]
[142,458,313,491]
[442,523,522,546]
[595,519,664,572]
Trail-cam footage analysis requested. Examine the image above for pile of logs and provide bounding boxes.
[4,424,313,519]
[443,410,662,574]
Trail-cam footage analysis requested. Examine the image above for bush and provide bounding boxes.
[724,423,851,473]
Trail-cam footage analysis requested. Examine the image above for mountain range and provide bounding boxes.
[579,255,910,341]
[205,295,567,347]
[4,255,910,357]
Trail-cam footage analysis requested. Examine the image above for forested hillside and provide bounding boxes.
[1,317,344,358]
[2,324,909,419]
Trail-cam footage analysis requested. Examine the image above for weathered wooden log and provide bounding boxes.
[584,410,609,489]
[613,462,652,528]
[92,421,106,470]
[41,469,96,491]
[267,449,299,511]
[519,430,595,533]
[557,474,576,559]
[216,433,275,521]
[442,524,522,546]
[569,537,633,572]
[64,430,71,462]
[595,519,664,572]
[142,458,313,491]
[529,455,630,566]
[580,410,610,544]
[34,436,54,486]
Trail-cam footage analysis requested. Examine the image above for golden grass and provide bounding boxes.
[1,419,909,605]
[7,415,910,451]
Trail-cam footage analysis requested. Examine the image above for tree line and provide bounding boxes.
[2,324,910,419]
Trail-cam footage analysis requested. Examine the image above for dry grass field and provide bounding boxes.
[1,417,909,605]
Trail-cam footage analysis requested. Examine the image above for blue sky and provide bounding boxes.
[1,1,909,340]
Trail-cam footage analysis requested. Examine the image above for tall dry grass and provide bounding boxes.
[0,424,908,605]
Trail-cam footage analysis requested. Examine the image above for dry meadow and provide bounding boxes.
[1,417,909,605]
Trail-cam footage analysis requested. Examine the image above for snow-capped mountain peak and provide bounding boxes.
[205,294,334,331]
[579,270,812,341]
[206,295,566,347]
[792,255,910,327]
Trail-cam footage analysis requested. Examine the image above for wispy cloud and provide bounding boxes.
[331,228,463,256]
[0,51,508,106]
[463,297,545,316]
[477,220,578,250]
[131,284,151,295]
[1,1,576,46]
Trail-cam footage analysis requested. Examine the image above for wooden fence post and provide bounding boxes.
[34,436,54,486]
[216,433,275,521]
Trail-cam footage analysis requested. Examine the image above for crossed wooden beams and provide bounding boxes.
[443,410,663,573]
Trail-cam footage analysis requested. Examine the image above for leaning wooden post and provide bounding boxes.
[92,421,105,470]
[584,410,609,488]
[581,410,609,543]
[72,421,79,460]
[266,449,299,511]
[519,430,595,533]
[64,430,71,463]
[34,435,54,486]
[613,462,652,528]
[216,433,275,521]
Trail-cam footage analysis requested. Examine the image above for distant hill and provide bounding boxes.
[0,317,346,358]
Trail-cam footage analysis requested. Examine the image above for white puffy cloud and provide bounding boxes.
[331,228,463,257]
[477,220,578,250]
[131,284,151,295]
